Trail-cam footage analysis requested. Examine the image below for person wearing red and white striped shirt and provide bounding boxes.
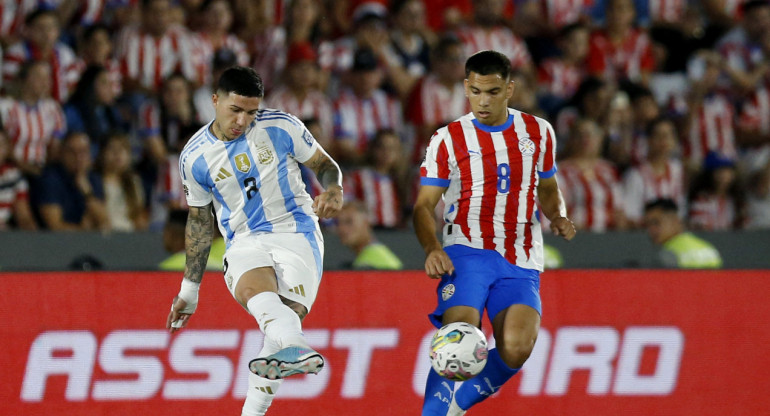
[0,60,66,177]
[3,8,79,102]
[715,0,770,92]
[332,48,403,165]
[586,0,656,85]
[0,130,37,230]
[414,50,575,416]
[74,24,123,97]
[558,118,626,232]
[537,22,590,114]
[0,0,36,41]
[622,116,686,226]
[192,0,249,87]
[115,0,204,94]
[687,151,745,230]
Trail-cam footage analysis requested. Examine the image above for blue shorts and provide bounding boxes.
[429,245,542,328]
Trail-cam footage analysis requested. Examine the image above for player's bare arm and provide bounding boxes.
[304,147,344,219]
[166,204,214,333]
[413,184,454,278]
[537,176,576,240]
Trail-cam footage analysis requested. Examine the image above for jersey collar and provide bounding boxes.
[471,113,513,133]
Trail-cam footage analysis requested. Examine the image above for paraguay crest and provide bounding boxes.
[441,283,456,301]
[256,146,274,165]
[234,153,251,172]
[519,137,536,156]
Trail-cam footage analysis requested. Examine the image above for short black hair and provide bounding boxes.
[216,66,264,98]
[644,198,678,214]
[465,50,512,79]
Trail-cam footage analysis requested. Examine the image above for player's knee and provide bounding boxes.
[235,285,265,306]
[497,334,536,368]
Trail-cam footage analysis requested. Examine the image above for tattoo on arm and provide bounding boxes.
[184,204,214,284]
[306,151,343,189]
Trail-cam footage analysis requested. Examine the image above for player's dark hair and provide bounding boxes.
[216,66,264,98]
[644,198,678,214]
[465,50,512,79]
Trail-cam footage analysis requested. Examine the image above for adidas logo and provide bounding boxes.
[255,386,274,395]
[288,284,306,297]
[214,167,233,182]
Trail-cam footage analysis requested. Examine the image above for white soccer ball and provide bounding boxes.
[429,322,488,381]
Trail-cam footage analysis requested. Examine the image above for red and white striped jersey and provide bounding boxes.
[345,168,402,228]
[0,97,66,166]
[717,27,764,77]
[647,0,686,24]
[537,57,585,100]
[3,41,80,102]
[193,31,250,85]
[420,109,558,271]
[455,26,533,70]
[149,153,188,229]
[264,87,334,140]
[622,159,685,222]
[586,28,655,83]
[738,81,770,135]
[557,159,623,232]
[249,25,287,93]
[682,93,737,165]
[0,0,36,38]
[542,0,594,28]
[116,25,205,91]
[0,162,28,229]
[688,194,737,231]
[333,88,403,154]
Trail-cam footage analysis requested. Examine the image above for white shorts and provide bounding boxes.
[223,230,324,312]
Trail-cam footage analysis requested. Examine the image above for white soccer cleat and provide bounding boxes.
[249,346,324,380]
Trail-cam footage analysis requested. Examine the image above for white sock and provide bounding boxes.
[242,337,283,416]
[246,292,307,349]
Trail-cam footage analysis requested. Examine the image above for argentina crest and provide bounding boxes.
[256,146,274,165]
[234,153,251,172]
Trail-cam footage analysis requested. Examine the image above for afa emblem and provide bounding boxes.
[519,137,536,156]
[256,146,274,165]
[441,283,456,301]
[234,153,251,173]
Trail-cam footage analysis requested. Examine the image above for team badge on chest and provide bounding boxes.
[234,153,251,172]
[518,137,536,156]
[256,146,274,165]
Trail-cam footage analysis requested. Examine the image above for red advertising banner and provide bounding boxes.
[1,270,769,415]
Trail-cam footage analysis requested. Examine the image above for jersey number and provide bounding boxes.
[497,163,510,193]
[243,177,258,199]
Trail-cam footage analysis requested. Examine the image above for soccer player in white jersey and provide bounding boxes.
[165,66,343,416]
[413,50,577,415]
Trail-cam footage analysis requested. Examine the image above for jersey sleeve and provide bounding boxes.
[537,120,558,178]
[419,130,451,187]
[179,153,213,207]
[290,118,319,163]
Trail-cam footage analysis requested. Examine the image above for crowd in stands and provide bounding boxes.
[1,0,770,236]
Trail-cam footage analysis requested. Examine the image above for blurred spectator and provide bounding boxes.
[514,0,594,40]
[192,0,249,86]
[745,164,770,229]
[406,34,468,163]
[0,129,37,230]
[193,47,238,122]
[607,83,659,168]
[557,118,627,231]
[537,22,590,116]
[382,0,434,99]
[97,133,148,232]
[678,51,738,175]
[715,0,770,93]
[555,76,613,144]
[0,0,37,45]
[455,0,535,82]
[74,24,123,97]
[509,68,547,118]
[586,0,656,86]
[335,201,403,270]
[115,0,204,95]
[159,208,225,270]
[34,131,109,231]
[0,60,67,177]
[344,129,407,228]
[688,151,746,230]
[622,116,686,226]
[332,47,403,166]
[64,65,129,156]
[3,8,79,102]
[264,42,335,142]
[643,198,722,268]
[324,2,391,76]
[735,31,770,173]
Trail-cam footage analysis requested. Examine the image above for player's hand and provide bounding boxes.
[312,185,343,219]
[551,216,577,241]
[425,248,454,279]
[166,296,193,333]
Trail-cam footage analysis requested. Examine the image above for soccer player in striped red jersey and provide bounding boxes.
[414,50,576,416]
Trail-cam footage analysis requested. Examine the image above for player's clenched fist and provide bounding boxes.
[425,248,455,279]
[551,216,577,241]
[312,185,343,219]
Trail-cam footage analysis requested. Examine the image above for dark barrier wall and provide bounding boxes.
[0,230,768,271]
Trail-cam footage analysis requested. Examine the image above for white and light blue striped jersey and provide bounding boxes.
[179,109,320,245]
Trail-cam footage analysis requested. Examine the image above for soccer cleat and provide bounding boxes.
[249,346,324,380]
[446,395,466,416]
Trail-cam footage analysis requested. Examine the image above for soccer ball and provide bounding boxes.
[429,322,488,381]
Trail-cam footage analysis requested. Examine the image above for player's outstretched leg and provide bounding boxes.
[450,348,519,412]
[422,368,456,416]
